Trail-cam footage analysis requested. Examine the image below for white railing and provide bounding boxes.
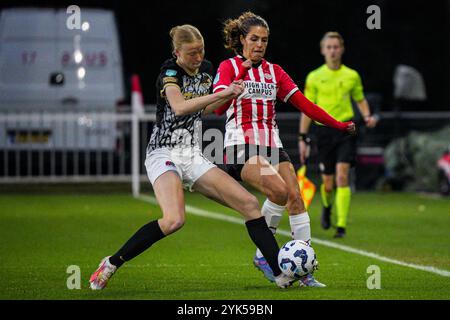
[1,108,448,196]
[0,109,156,197]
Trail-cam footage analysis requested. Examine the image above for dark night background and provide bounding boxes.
[1,0,449,111]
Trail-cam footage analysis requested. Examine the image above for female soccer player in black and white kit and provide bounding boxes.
[89,24,295,290]
[213,12,356,287]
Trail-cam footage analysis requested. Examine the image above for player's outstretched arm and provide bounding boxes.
[289,90,355,134]
[202,80,244,115]
[208,59,252,116]
[166,82,244,116]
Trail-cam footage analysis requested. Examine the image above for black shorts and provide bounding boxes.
[312,124,357,175]
[222,144,291,181]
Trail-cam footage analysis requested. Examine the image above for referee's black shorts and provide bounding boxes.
[312,123,357,175]
[221,144,292,181]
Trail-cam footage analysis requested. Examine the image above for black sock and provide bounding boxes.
[245,216,281,277]
[109,220,165,268]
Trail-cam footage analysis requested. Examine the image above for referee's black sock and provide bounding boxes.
[109,220,165,268]
[245,216,282,277]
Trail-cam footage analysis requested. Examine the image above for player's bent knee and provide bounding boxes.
[168,219,185,233]
[160,217,185,234]
[266,189,287,206]
[264,180,288,205]
[240,194,260,214]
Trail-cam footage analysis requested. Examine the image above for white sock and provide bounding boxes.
[255,199,285,259]
[289,212,311,245]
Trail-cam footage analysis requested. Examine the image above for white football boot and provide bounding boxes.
[89,256,117,290]
[274,273,296,289]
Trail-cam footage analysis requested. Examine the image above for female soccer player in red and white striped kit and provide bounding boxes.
[89,24,296,291]
[213,12,355,287]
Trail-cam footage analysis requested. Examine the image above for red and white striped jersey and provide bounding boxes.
[213,55,299,148]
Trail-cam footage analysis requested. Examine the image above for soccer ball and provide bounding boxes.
[278,240,318,279]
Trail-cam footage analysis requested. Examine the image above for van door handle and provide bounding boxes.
[50,72,64,85]
[61,97,79,105]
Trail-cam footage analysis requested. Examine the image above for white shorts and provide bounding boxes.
[145,147,216,191]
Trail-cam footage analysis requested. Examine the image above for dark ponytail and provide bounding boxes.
[223,11,269,55]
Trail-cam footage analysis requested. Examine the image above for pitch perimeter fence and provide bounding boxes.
[1,107,449,194]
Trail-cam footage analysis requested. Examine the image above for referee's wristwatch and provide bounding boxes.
[298,133,311,144]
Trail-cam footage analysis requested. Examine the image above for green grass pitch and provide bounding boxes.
[1,190,449,300]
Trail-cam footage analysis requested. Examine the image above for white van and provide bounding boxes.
[0,7,125,150]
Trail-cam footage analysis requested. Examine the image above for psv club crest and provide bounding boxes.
[264,73,273,81]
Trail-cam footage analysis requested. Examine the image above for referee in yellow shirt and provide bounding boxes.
[299,32,377,238]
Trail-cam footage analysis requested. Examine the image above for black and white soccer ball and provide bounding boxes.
[278,240,318,279]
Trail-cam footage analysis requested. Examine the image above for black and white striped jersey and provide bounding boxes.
[147,58,214,153]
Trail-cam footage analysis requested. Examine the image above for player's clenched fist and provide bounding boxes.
[223,80,245,98]
[343,121,356,135]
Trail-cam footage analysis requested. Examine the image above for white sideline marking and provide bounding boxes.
[138,195,450,278]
